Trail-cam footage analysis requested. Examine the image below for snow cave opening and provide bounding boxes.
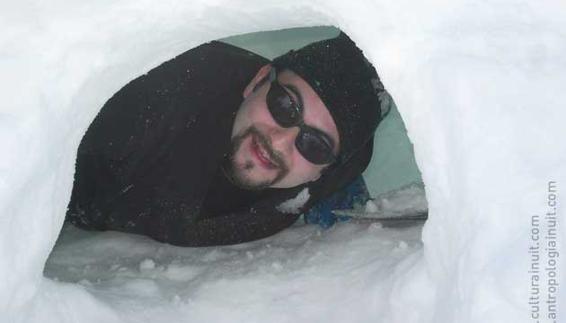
[43,26,428,306]
[4,1,564,321]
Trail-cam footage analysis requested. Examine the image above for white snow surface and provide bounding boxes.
[44,222,426,323]
[1,1,565,322]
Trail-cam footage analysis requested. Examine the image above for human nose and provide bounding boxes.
[268,126,300,156]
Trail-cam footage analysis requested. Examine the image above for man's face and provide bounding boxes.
[226,65,340,190]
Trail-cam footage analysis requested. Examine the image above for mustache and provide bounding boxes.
[250,128,286,170]
[226,126,290,189]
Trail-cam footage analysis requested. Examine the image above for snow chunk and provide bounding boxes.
[276,188,310,214]
[364,200,379,213]
[139,259,156,271]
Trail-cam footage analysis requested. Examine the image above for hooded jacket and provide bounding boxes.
[66,41,373,246]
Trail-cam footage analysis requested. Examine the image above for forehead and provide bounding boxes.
[276,69,340,150]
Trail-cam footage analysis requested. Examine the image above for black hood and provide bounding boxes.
[272,32,386,165]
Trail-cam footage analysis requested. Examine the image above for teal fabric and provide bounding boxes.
[363,94,422,197]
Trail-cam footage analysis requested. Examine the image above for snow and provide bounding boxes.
[44,222,426,323]
[365,182,427,217]
[276,188,310,214]
[1,0,565,323]
[333,182,427,220]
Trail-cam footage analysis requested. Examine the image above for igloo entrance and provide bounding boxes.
[42,26,429,321]
[2,1,564,322]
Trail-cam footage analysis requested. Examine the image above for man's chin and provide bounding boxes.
[221,159,274,190]
[231,171,276,190]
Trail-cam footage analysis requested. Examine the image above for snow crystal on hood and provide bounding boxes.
[276,188,310,214]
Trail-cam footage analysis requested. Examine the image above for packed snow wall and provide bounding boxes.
[1,1,565,322]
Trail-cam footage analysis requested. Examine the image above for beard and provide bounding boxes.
[222,126,289,190]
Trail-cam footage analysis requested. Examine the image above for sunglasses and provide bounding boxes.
[264,68,337,165]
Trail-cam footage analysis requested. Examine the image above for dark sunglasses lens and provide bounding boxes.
[266,83,300,128]
[296,130,335,165]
